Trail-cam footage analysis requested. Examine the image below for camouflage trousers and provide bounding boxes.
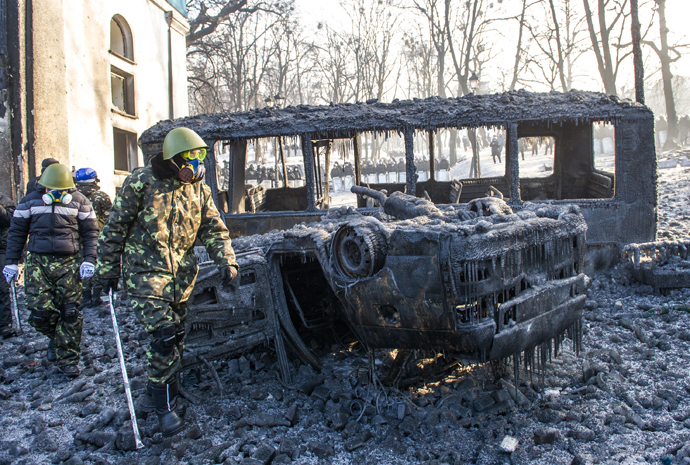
[129,296,187,385]
[25,253,82,366]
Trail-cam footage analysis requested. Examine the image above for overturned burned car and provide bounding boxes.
[139,91,656,380]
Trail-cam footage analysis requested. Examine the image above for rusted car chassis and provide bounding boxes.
[139,91,655,380]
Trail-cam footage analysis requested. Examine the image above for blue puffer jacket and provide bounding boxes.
[5,189,99,264]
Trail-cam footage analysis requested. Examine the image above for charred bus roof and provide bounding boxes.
[140,90,650,145]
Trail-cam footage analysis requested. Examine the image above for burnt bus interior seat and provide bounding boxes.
[417,177,509,205]
[587,172,614,198]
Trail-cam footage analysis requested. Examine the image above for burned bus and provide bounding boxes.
[139,90,656,380]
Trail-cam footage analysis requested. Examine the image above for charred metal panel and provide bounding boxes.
[356,323,496,354]
[224,211,327,239]
[624,241,690,292]
[229,141,247,214]
[182,250,276,370]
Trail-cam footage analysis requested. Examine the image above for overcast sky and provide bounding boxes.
[293,0,690,96]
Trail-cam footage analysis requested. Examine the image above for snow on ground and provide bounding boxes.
[1,154,690,465]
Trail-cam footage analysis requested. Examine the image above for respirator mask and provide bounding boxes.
[43,189,72,205]
[174,148,206,183]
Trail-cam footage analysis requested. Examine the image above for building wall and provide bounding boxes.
[4,0,189,200]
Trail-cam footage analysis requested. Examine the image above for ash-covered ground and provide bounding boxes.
[2,157,690,465]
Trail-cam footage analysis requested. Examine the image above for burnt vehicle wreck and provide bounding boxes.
[623,240,690,294]
[139,90,656,381]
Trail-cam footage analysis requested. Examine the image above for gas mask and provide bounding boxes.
[43,189,72,205]
[173,148,206,183]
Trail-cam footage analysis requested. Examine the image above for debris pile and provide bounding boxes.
[1,163,690,464]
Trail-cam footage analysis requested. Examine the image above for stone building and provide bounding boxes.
[0,0,189,200]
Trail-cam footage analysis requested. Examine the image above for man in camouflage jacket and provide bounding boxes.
[75,168,112,307]
[96,127,238,437]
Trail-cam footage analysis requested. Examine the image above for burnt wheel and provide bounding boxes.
[332,222,388,279]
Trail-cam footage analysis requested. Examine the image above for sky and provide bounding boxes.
[293,0,690,96]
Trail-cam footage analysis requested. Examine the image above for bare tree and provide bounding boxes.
[509,0,530,91]
[401,30,436,98]
[630,0,645,103]
[582,0,635,95]
[187,5,285,113]
[264,18,318,106]
[521,0,587,91]
[186,0,291,47]
[645,0,678,144]
[412,0,448,98]
[316,26,354,104]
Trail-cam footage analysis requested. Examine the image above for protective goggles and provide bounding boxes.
[180,148,207,161]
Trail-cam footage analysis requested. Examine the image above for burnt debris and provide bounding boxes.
[140,90,649,144]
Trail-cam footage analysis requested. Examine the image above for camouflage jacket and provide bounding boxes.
[96,162,237,303]
[77,184,112,231]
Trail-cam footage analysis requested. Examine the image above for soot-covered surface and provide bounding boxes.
[139,91,650,146]
[1,162,689,465]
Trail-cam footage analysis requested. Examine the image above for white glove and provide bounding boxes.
[3,265,18,284]
[80,262,95,280]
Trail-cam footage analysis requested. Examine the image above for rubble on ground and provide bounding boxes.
[1,159,690,465]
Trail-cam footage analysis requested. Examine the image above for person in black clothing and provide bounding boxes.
[25,158,59,194]
[490,138,502,164]
[376,160,387,181]
[0,194,16,338]
[3,164,99,377]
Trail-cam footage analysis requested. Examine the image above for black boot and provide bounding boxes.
[46,338,57,363]
[57,364,80,378]
[91,287,103,307]
[150,378,185,437]
[79,289,92,310]
[140,380,186,416]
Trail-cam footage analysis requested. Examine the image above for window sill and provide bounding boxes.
[109,51,136,66]
[114,170,131,176]
[111,108,138,119]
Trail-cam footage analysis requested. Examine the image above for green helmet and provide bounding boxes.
[162,127,208,160]
[38,163,75,190]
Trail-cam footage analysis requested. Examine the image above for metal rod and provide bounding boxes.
[9,280,22,336]
[109,290,144,450]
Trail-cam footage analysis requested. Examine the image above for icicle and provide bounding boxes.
[514,352,520,392]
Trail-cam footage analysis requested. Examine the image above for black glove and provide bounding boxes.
[102,277,119,295]
[219,266,238,286]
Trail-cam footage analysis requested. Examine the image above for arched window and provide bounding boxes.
[110,15,133,60]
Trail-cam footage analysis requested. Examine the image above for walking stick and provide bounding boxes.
[109,289,144,450]
[9,280,22,336]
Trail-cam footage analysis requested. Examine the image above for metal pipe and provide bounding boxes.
[109,290,144,450]
[9,280,21,335]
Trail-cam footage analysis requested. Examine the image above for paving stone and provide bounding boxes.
[285,404,298,426]
[473,394,495,412]
[251,444,276,464]
[533,427,559,445]
[311,385,330,402]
